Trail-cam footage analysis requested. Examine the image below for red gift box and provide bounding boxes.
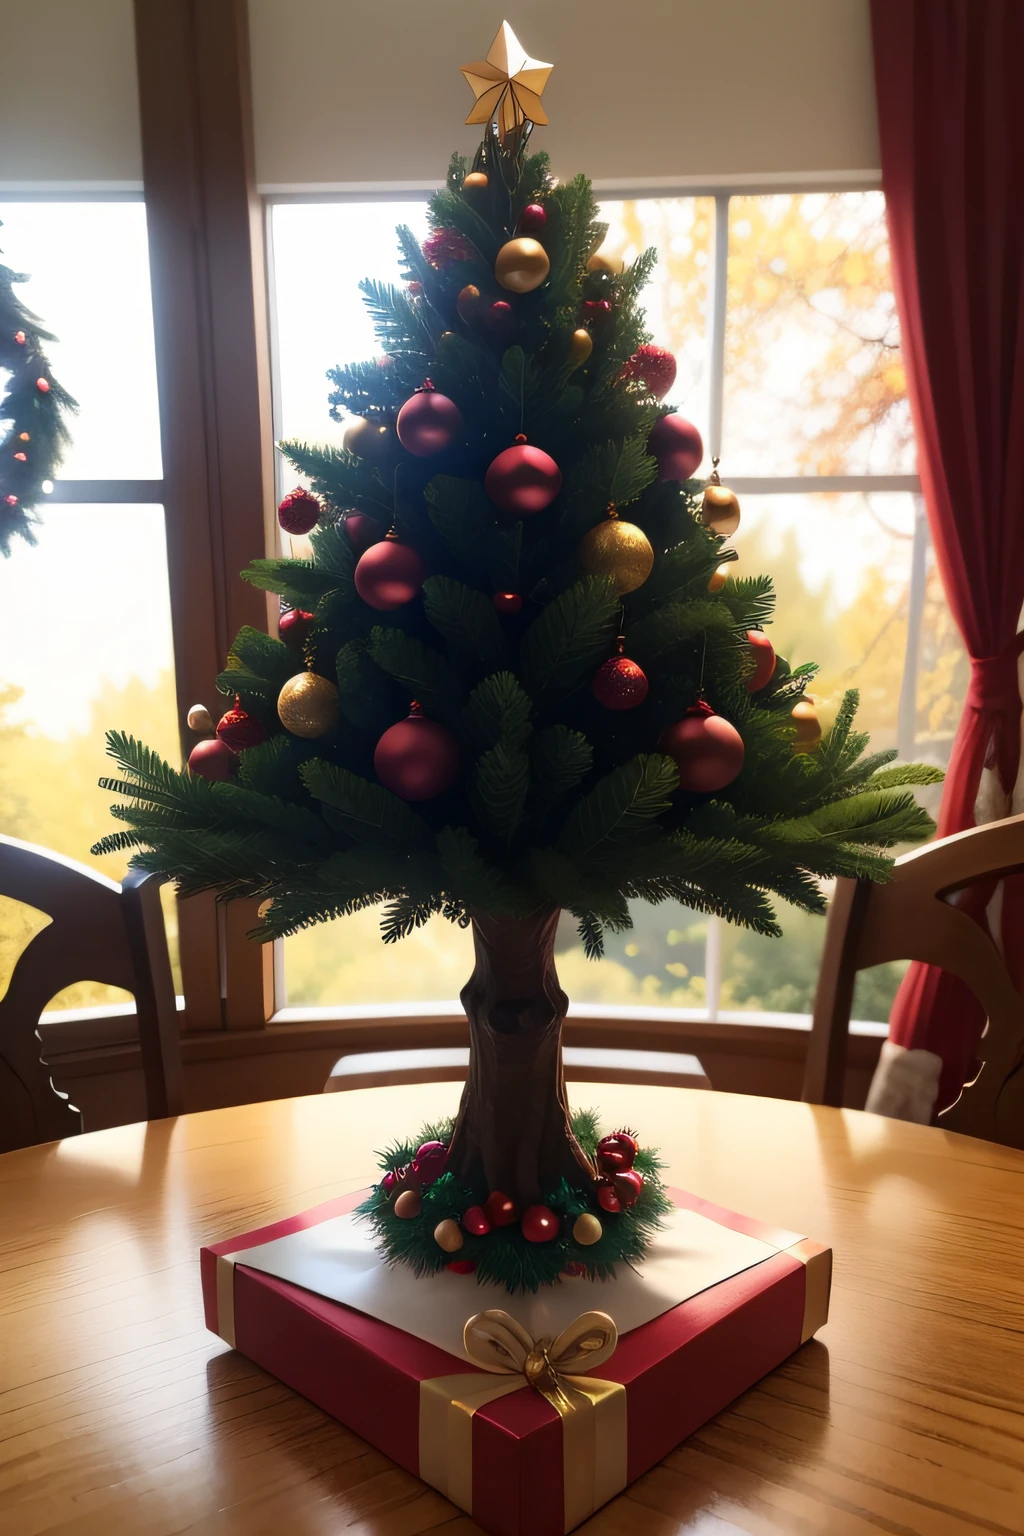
[201,1188,830,1536]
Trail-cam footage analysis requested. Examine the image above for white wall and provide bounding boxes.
[249,0,880,190]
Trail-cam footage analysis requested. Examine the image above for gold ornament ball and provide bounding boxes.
[579,517,655,595]
[495,237,550,294]
[187,703,213,734]
[701,482,741,537]
[569,327,593,366]
[463,171,488,193]
[792,698,822,752]
[277,672,339,738]
[434,1218,464,1253]
[257,899,274,920]
[707,562,731,594]
[573,1212,603,1246]
[394,1189,422,1219]
[586,249,622,275]
[343,415,391,462]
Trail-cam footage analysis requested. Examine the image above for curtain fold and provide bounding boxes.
[870,0,1024,1114]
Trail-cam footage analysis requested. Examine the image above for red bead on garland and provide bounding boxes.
[462,1205,492,1236]
[216,700,268,752]
[521,1205,560,1243]
[661,701,745,793]
[484,1190,518,1227]
[354,533,425,610]
[619,344,677,399]
[492,591,523,615]
[277,486,321,536]
[373,705,461,801]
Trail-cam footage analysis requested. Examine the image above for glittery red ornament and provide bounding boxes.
[648,414,703,480]
[612,1169,644,1208]
[35,378,50,394]
[216,702,268,752]
[581,299,612,326]
[595,1130,638,1173]
[492,591,523,615]
[484,1190,518,1227]
[746,630,777,692]
[517,203,547,234]
[620,344,677,399]
[188,738,237,781]
[354,538,425,610]
[521,1205,559,1243]
[596,1179,622,1214]
[485,438,562,516]
[462,1205,492,1236]
[661,701,745,793]
[396,385,464,457]
[592,654,649,711]
[411,1139,448,1183]
[446,1259,478,1274]
[374,710,461,800]
[13,331,25,345]
[343,511,385,553]
[277,486,321,536]
[279,608,313,647]
[423,226,474,269]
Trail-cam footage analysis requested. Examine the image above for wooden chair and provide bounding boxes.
[325,1044,711,1094]
[0,835,184,1151]
[802,813,1024,1148]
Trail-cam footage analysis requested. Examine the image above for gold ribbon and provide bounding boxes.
[419,1309,627,1532]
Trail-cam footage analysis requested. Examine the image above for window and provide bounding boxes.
[266,191,966,1021]
[0,200,178,1012]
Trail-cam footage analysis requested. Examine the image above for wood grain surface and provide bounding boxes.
[1,1084,1022,1535]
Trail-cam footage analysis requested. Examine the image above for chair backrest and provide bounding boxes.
[802,814,1024,1147]
[0,836,184,1150]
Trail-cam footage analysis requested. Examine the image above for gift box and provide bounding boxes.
[201,1187,830,1536]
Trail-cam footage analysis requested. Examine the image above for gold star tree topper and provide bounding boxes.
[461,21,553,141]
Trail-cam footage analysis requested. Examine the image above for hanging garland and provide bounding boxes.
[0,222,77,556]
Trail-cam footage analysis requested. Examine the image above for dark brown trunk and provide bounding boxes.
[445,909,596,1207]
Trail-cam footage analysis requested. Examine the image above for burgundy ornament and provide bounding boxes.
[462,1205,492,1237]
[13,451,26,462]
[380,1167,404,1197]
[521,1205,559,1243]
[277,486,321,536]
[216,701,268,752]
[354,537,425,610]
[411,1139,448,1183]
[619,344,677,400]
[485,437,562,517]
[374,710,461,801]
[35,378,50,393]
[187,738,237,781]
[484,1190,518,1228]
[422,225,474,269]
[596,1179,622,1214]
[492,591,523,615]
[592,654,649,711]
[396,385,464,457]
[746,630,777,692]
[648,414,704,481]
[612,1169,644,1208]
[517,202,548,234]
[661,701,745,793]
[482,299,515,343]
[279,607,314,648]
[407,280,423,296]
[595,1130,639,1173]
[343,510,386,553]
[581,299,612,326]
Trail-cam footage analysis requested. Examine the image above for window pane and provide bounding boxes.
[0,504,180,1009]
[555,905,708,1009]
[0,202,162,479]
[722,192,914,477]
[285,910,473,1007]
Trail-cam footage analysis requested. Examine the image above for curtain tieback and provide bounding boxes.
[965,635,1024,792]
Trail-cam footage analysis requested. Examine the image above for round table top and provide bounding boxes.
[2,1083,1023,1536]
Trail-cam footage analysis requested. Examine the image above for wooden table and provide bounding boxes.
[2,1084,1022,1535]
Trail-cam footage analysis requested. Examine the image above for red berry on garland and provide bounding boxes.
[581,299,612,326]
[521,1205,560,1243]
[276,486,321,536]
[648,413,704,480]
[595,1130,639,1172]
[396,383,464,457]
[13,451,26,461]
[374,706,461,801]
[380,1167,402,1197]
[446,1259,478,1274]
[343,511,385,553]
[596,1179,622,1214]
[4,494,17,506]
[216,701,268,752]
[462,1205,492,1236]
[354,534,425,610]
[492,591,523,615]
[661,701,745,793]
[620,344,677,400]
[561,1261,588,1277]
[517,203,547,234]
[484,1190,518,1228]
[13,331,25,345]
[188,738,237,781]
[592,654,649,711]
[35,378,50,393]
[482,300,515,343]
[746,630,777,692]
[612,1170,644,1208]
[485,435,562,517]
[422,225,474,269]
[411,1139,448,1182]
[279,607,314,647]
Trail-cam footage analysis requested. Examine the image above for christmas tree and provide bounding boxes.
[96,25,939,1289]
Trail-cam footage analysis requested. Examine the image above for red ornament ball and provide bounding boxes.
[592,655,649,711]
[485,440,562,516]
[595,1130,638,1173]
[581,299,613,326]
[4,494,16,506]
[35,378,50,394]
[396,387,464,457]
[482,300,515,343]
[277,486,321,536]
[521,1205,560,1243]
[746,630,777,692]
[661,702,745,793]
[648,414,704,480]
[279,607,313,647]
[462,1205,492,1237]
[343,510,385,553]
[411,1139,448,1183]
[517,203,548,234]
[492,591,523,615]
[612,1170,644,1208]
[422,226,474,269]
[374,712,461,801]
[354,538,425,610]
[596,1179,622,1214]
[188,738,237,781]
[13,330,26,345]
[380,1167,403,1197]
[484,1190,519,1228]
[216,703,268,752]
[620,344,677,400]
[446,1259,478,1275]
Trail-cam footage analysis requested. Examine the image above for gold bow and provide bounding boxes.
[419,1309,626,1531]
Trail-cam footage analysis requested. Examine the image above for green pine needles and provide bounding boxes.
[94,128,941,952]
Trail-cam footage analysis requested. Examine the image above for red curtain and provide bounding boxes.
[871,0,1024,1111]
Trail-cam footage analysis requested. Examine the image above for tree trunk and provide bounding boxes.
[445,909,596,1208]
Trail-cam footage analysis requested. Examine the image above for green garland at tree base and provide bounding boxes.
[357,1107,672,1293]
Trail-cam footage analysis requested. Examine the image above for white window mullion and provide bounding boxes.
[897,494,929,761]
